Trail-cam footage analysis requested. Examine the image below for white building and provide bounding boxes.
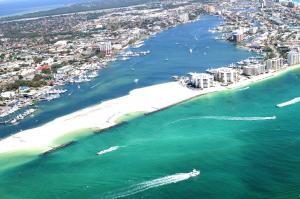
[1,91,16,99]
[178,13,189,23]
[287,51,300,66]
[209,67,239,84]
[98,41,112,56]
[188,73,214,89]
[265,58,284,72]
[243,64,265,76]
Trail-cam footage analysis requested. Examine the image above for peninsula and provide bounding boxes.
[0,62,299,155]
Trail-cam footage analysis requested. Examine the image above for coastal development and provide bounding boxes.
[1,1,300,199]
[1,0,300,154]
[0,1,202,124]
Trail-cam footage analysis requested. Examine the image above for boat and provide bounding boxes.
[132,41,144,48]
[189,169,200,177]
[9,108,36,124]
[47,94,60,101]
[134,79,139,84]
[189,48,193,54]
[121,57,129,61]
[165,58,169,61]
[140,50,150,56]
[276,97,300,108]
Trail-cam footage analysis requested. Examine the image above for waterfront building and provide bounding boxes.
[188,73,214,89]
[243,64,265,76]
[98,42,112,56]
[232,30,244,43]
[203,5,216,14]
[265,58,284,72]
[208,67,239,84]
[287,51,300,66]
[178,13,189,23]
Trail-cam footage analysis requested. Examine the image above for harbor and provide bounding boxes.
[0,1,300,198]
[0,60,299,155]
[0,15,253,137]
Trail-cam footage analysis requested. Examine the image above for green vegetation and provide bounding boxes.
[2,75,48,91]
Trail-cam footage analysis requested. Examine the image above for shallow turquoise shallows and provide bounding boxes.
[1,16,300,199]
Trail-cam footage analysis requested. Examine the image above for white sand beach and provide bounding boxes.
[0,64,299,155]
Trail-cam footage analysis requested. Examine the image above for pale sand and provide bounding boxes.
[0,64,299,155]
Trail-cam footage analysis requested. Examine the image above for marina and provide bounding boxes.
[0,2,299,198]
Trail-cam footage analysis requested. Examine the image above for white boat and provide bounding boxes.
[189,48,193,54]
[121,57,129,61]
[132,42,144,48]
[276,97,300,108]
[134,79,139,84]
[189,169,200,177]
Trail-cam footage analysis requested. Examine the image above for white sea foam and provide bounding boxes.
[276,97,300,108]
[108,170,199,199]
[239,86,250,91]
[165,116,276,126]
[97,146,121,156]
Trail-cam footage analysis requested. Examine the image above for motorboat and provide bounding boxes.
[189,169,200,177]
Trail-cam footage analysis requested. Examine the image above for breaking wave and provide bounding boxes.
[107,171,198,199]
[239,86,250,91]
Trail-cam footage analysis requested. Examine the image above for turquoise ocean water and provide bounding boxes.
[1,16,300,198]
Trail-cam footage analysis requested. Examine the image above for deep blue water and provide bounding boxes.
[0,0,85,17]
[0,16,255,137]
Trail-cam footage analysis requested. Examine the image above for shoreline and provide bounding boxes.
[0,63,299,156]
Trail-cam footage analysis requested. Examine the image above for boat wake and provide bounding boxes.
[201,116,276,121]
[165,116,276,126]
[90,82,102,89]
[276,97,300,108]
[107,170,199,199]
[97,146,122,156]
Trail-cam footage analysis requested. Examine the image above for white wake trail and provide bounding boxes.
[107,170,199,199]
[165,116,276,126]
[276,97,300,108]
[97,146,121,156]
[200,116,276,121]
